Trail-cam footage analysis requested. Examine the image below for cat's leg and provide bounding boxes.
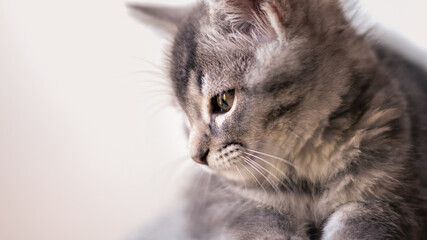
[322,202,414,240]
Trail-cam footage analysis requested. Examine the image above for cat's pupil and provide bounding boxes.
[213,90,235,113]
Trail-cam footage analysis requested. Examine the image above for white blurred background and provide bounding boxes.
[0,0,426,240]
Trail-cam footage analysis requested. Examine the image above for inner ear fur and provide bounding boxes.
[205,0,303,41]
[205,0,349,42]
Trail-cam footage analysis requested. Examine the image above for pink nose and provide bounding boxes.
[191,149,209,165]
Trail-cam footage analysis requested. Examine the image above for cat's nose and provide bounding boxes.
[191,148,209,165]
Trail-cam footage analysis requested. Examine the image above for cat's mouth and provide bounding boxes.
[208,143,245,169]
[205,143,290,188]
[207,143,271,184]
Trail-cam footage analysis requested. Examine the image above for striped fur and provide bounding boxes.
[131,0,427,239]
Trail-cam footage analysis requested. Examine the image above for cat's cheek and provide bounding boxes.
[213,114,224,128]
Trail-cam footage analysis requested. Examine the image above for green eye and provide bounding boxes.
[212,90,235,113]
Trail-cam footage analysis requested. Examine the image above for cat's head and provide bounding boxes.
[131,0,376,188]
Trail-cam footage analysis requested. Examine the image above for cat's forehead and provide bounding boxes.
[170,12,289,100]
[195,40,254,95]
[170,21,257,97]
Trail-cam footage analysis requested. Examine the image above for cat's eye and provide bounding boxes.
[212,90,235,114]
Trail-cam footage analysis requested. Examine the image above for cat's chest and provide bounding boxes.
[187,189,330,239]
[192,182,331,221]
[186,173,367,240]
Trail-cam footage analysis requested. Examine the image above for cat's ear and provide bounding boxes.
[205,0,303,41]
[127,3,193,36]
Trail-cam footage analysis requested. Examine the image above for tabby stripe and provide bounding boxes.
[263,99,303,128]
[262,74,297,94]
[196,70,203,93]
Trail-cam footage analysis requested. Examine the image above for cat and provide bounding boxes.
[129,0,427,239]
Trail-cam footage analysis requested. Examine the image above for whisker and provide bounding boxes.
[285,128,303,139]
[245,148,299,170]
[243,152,287,176]
[242,156,280,194]
[140,89,174,98]
[241,157,273,193]
[143,92,172,100]
[235,165,247,190]
[238,161,267,195]
[139,80,170,87]
[149,102,176,117]
[243,153,291,190]
[139,87,174,95]
[134,70,167,76]
[130,55,164,71]
[140,94,175,108]
[126,70,168,79]
[243,152,294,192]
[243,152,294,191]
[142,94,172,104]
[139,85,171,92]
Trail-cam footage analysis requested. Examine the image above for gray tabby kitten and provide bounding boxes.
[130,0,427,239]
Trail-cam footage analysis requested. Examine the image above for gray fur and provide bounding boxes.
[130,0,427,239]
[128,3,193,35]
